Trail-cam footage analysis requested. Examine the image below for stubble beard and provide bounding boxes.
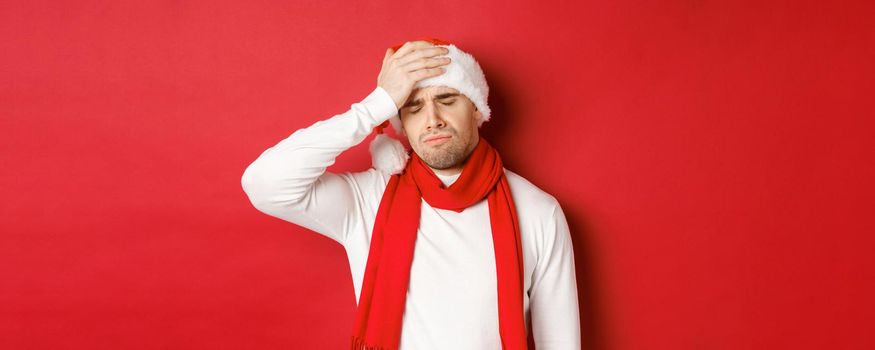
[417,131,475,170]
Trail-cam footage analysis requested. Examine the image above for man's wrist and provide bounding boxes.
[360,86,400,126]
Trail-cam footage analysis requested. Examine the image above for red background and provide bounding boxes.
[2,1,873,349]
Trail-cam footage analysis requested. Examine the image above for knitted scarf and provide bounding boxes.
[350,137,527,349]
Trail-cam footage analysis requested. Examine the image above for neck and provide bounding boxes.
[431,166,463,177]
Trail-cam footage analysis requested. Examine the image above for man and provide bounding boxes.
[241,38,580,349]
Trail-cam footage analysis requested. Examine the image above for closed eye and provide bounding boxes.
[409,99,456,113]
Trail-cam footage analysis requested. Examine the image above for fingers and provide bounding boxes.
[397,46,449,67]
[376,40,449,107]
[411,67,446,80]
[403,56,451,72]
[383,48,393,66]
[399,45,450,83]
[392,40,436,58]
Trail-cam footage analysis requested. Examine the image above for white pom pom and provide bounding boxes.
[369,133,409,175]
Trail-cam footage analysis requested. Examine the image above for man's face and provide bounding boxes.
[399,86,482,172]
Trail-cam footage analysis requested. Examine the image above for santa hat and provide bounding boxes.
[370,37,492,175]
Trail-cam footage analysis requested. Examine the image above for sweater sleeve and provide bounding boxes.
[240,86,398,245]
[529,202,582,349]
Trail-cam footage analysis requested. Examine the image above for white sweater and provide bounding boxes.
[241,86,581,349]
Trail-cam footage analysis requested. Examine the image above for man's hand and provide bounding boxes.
[377,41,451,110]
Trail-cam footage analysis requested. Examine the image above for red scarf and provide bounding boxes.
[350,137,527,349]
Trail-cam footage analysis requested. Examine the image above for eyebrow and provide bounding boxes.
[402,93,460,109]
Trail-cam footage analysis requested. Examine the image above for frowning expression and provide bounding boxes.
[399,86,482,172]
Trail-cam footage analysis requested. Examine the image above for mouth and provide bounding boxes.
[423,134,452,146]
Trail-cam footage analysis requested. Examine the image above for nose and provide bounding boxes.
[424,102,446,130]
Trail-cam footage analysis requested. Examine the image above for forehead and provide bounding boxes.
[408,86,460,99]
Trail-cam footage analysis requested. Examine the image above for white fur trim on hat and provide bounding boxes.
[386,43,491,134]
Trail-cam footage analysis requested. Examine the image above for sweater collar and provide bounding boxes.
[434,172,461,187]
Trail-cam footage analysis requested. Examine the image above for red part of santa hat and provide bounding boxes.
[389,37,451,52]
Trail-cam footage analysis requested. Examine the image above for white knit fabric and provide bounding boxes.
[241,86,580,349]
